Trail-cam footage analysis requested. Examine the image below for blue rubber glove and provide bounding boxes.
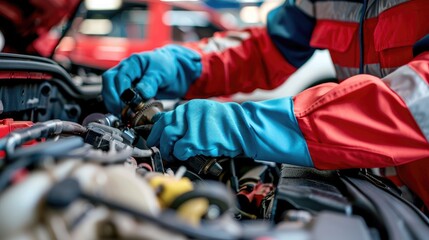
[102,45,202,114]
[146,98,313,166]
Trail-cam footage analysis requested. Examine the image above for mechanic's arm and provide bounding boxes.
[184,1,316,98]
[294,50,429,169]
[102,2,316,114]
[147,51,429,168]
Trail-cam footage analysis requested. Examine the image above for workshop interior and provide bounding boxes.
[0,0,428,239]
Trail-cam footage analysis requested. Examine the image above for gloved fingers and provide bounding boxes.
[146,112,167,147]
[102,55,147,114]
[151,112,164,123]
[120,54,149,82]
[134,75,160,99]
[159,124,187,161]
[114,68,133,96]
[147,109,183,147]
[102,68,128,114]
[147,107,188,160]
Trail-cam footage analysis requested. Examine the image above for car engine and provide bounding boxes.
[0,53,428,240]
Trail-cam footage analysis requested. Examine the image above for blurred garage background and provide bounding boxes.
[18,0,337,100]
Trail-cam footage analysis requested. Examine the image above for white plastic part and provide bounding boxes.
[85,0,122,10]
[0,172,53,238]
[72,164,160,215]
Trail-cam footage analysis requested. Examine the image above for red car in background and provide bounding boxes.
[53,0,232,73]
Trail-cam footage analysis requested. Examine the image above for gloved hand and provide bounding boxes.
[146,98,313,167]
[102,45,202,114]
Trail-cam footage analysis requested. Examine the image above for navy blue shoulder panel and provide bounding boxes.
[413,34,429,57]
[267,2,316,68]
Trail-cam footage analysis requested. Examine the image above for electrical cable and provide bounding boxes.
[184,169,203,181]
[86,148,133,165]
[9,137,85,160]
[230,159,239,193]
[131,147,153,158]
[3,120,87,157]
[236,208,257,220]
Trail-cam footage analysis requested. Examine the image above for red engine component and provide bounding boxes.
[238,182,274,208]
[0,118,35,183]
[0,118,34,138]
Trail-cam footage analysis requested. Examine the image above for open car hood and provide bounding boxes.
[0,0,81,57]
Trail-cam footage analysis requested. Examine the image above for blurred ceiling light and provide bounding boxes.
[79,19,113,35]
[220,12,239,29]
[240,6,260,24]
[163,11,209,27]
[85,0,122,10]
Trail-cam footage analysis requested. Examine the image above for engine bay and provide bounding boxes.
[0,53,428,240]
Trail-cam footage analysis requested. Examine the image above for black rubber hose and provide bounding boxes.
[2,120,86,157]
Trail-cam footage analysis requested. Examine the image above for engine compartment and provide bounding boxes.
[0,53,428,240]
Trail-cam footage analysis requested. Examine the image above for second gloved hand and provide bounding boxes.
[102,45,202,114]
[146,98,313,166]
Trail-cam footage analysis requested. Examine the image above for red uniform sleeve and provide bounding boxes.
[293,52,429,170]
[183,27,297,98]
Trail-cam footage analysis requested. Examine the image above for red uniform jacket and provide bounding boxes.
[184,0,429,208]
